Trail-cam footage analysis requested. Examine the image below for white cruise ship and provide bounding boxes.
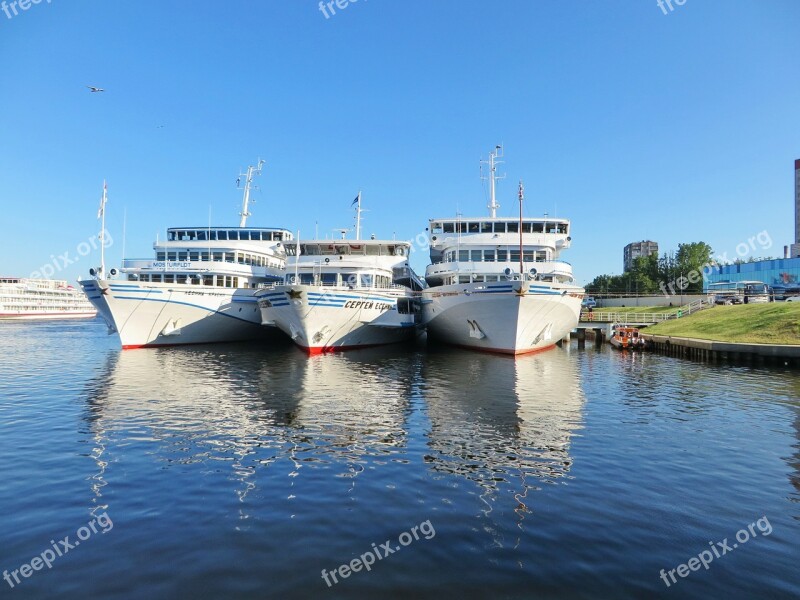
[0,278,96,320]
[256,196,424,354]
[79,161,293,349]
[421,147,584,355]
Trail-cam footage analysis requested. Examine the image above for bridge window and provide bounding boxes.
[228,231,239,241]
[471,250,482,261]
[483,250,495,262]
[481,222,492,233]
[156,252,165,261]
[217,231,227,241]
[507,222,519,233]
[497,249,508,261]
[152,275,162,283]
[532,222,544,233]
[197,231,207,241]
[468,222,480,233]
[167,252,177,261]
[300,273,314,285]
[341,273,358,288]
[443,222,455,234]
[558,223,568,234]
[494,222,506,233]
[521,222,532,233]
[431,223,443,234]
[458,250,468,262]
[509,250,520,262]
[523,250,535,262]
[360,274,373,288]
[189,252,199,261]
[321,273,337,286]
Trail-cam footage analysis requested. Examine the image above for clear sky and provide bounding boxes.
[1,0,798,284]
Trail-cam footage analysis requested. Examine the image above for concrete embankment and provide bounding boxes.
[642,333,800,367]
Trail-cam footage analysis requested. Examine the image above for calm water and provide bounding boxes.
[0,319,798,599]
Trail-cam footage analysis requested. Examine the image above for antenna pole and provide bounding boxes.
[99,180,107,277]
[239,158,265,227]
[481,145,505,218]
[355,191,362,240]
[518,180,524,276]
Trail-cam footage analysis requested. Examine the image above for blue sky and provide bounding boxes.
[1,0,798,284]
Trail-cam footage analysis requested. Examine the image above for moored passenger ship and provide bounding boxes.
[80,162,293,349]
[0,278,96,320]
[257,197,424,354]
[422,147,584,355]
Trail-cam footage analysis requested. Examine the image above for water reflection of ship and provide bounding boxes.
[81,344,418,509]
[422,347,585,513]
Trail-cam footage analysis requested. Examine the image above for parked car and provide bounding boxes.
[786,296,800,302]
[582,296,597,309]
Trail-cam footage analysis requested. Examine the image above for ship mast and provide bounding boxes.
[481,145,505,218]
[354,191,362,240]
[238,159,265,227]
[518,180,525,276]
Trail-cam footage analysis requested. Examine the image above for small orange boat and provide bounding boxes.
[610,326,647,350]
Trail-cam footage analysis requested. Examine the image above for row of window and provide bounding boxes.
[285,273,393,288]
[288,244,407,257]
[441,249,551,263]
[447,274,558,284]
[155,252,280,268]
[431,221,569,235]
[131,274,244,288]
[167,229,289,242]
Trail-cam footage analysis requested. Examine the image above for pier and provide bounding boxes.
[642,334,800,367]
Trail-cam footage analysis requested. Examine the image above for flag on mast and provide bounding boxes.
[351,195,359,207]
[98,180,108,219]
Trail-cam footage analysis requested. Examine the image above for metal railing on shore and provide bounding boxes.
[581,299,710,324]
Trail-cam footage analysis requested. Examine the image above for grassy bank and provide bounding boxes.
[644,303,800,345]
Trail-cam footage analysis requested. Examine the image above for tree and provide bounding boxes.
[586,241,714,295]
[675,242,714,293]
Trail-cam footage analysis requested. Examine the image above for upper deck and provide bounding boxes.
[165,227,292,243]
[428,217,572,263]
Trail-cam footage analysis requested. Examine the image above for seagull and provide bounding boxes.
[86,86,105,93]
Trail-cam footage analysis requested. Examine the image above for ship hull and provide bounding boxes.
[422,282,582,355]
[258,286,418,354]
[79,279,277,349]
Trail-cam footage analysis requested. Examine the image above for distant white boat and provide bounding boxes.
[79,161,294,349]
[0,277,96,320]
[421,147,584,355]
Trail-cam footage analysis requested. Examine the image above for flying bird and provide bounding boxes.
[86,86,105,93]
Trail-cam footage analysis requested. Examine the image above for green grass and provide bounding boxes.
[644,303,800,345]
